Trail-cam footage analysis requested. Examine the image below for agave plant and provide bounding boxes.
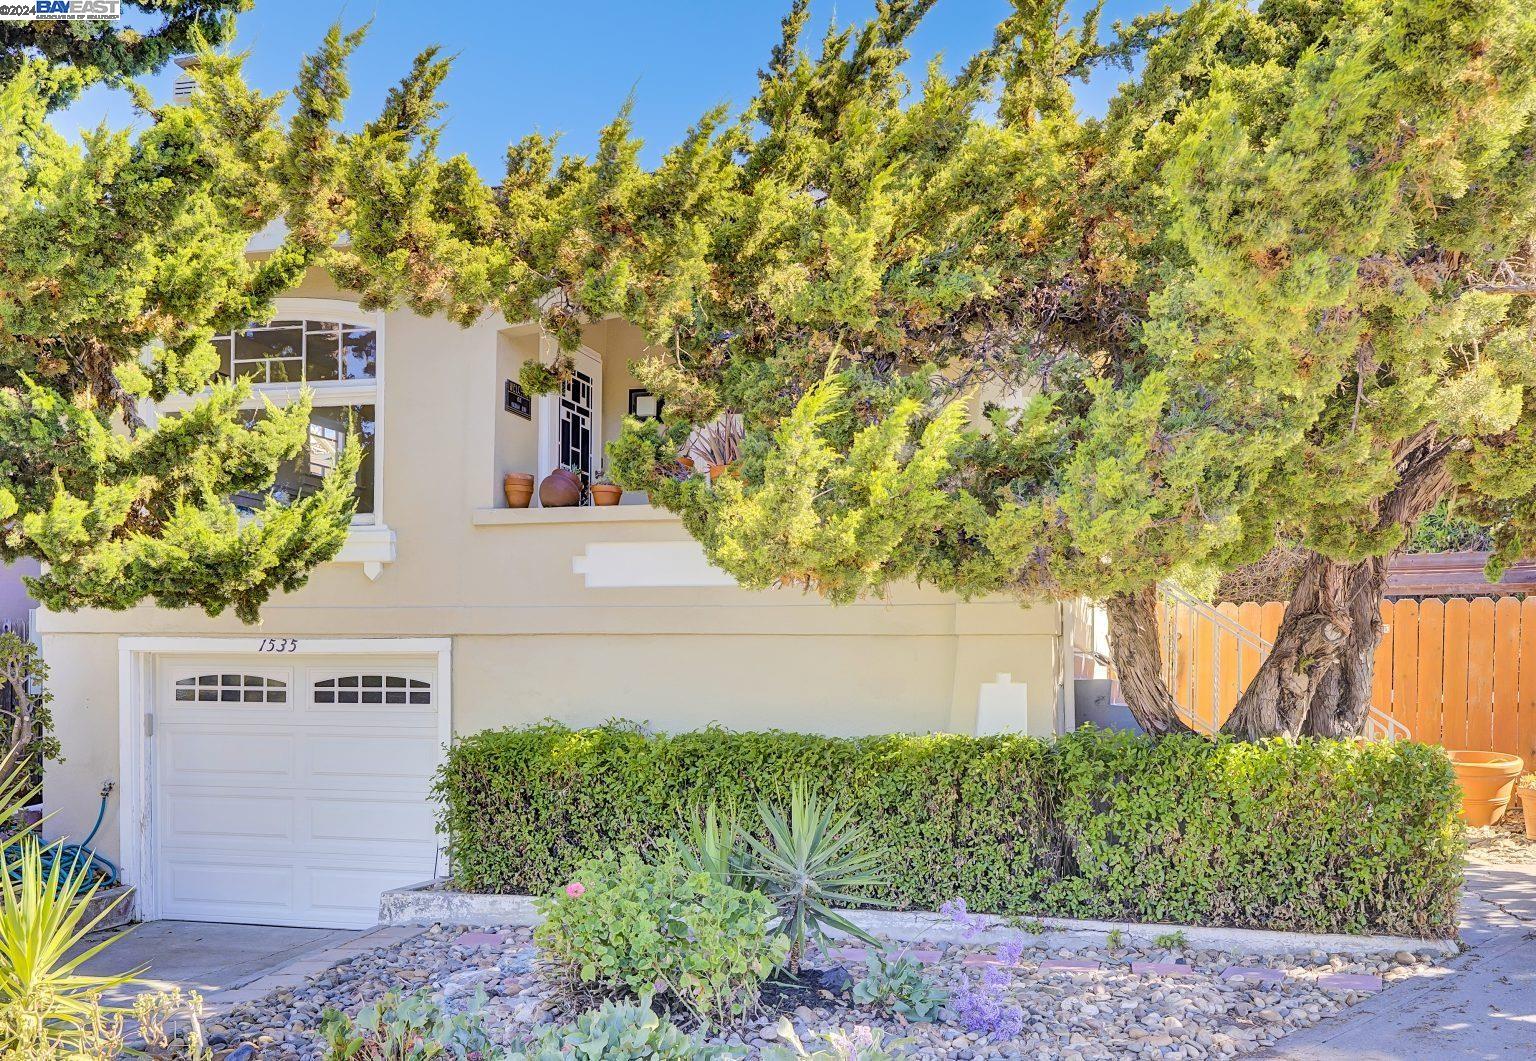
[743,781,889,972]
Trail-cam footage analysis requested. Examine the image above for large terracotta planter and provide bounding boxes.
[590,484,623,506]
[539,468,582,507]
[1519,786,1536,840]
[503,472,534,509]
[1447,750,1525,826]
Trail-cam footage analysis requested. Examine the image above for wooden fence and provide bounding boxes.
[1165,597,1536,763]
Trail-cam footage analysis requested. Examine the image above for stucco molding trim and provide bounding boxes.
[116,636,452,923]
[572,541,738,589]
[334,525,397,581]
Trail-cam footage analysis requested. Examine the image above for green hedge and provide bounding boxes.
[434,723,1464,938]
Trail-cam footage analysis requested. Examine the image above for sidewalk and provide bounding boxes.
[1270,860,1536,1059]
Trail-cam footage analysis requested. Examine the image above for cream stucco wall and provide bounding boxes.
[36,271,1067,868]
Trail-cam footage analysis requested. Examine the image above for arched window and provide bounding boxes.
[174,674,288,704]
[313,674,431,706]
[212,319,377,384]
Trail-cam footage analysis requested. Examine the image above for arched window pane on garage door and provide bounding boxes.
[313,675,431,705]
[174,674,288,703]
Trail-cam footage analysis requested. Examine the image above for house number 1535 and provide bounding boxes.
[258,638,299,653]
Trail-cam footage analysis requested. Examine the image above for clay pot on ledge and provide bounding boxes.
[539,467,583,508]
[503,472,534,509]
[1447,750,1525,826]
[1519,781,1536,840]
[590,483,623,506]
[708,462,737,483]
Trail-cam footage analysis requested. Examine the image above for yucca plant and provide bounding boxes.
[742,781,890,972]
[678,801,748,889]
[0,832,140,1054]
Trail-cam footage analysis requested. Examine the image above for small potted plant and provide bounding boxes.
[693,415,742,482]
[539,464,584,507]
[1519,773,1536,840]
[589,473,623,506]
[503,472,535,508]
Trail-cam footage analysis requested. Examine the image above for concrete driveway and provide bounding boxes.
[1270,860,1536,1059]
[73,921,359,1007]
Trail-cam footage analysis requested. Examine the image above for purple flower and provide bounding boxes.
[996,936,1026,967]
[940,897,983,939]
[951,972,1025,1040]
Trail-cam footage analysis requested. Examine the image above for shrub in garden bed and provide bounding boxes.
[533,852,787,1025]
[436,723,1464,937]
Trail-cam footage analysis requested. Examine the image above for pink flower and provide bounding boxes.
[565,881,586,898]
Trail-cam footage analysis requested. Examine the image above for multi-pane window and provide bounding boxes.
[214,321,377,384]
[202,315,381,524]
[231,405,376,516]
[313,675,431,706]
[174,674,288,704]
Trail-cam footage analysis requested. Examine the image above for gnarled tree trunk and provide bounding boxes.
[1104,586,1194,736]
[1220,554,1354,739]
[1224,434,1452,740]
[1299,555,1391,737]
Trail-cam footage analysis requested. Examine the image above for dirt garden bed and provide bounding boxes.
[1465,799,1536,865]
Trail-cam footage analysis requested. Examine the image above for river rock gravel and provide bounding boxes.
[168,923,1442,1059]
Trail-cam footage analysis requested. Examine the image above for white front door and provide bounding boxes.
[537,346,604,487]
[152,654,441,928]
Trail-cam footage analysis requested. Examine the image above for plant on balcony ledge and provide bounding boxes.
[590,472,623,506]
[692,416,743,483]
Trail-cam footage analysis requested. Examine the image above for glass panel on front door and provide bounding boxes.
[558,370,595,480]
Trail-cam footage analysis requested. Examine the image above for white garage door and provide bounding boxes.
[153,655,442,928]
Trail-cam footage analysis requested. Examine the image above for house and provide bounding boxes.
[30,261,1080,930]
[0,559,36,636]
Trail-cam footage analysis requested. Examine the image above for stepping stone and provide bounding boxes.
[902,948,943,964]
[962,953,1003,968]
[1040,959,1101,972]
[826,947,869,964]
[452,931,504,949]
[1318,973,1383,992]
[1132,961,1194,976]
[1220,966,1286,984]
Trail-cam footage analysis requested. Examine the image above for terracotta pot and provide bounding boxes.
[590,483,623,506]
[503,472,534,509]
[1520,786,1536,840]
[677,456,696,474]
[1447,750,1525,826]
[539,467,582,508]
[708,462,734,483]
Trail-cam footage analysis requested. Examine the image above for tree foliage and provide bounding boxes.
[0,0,250,105]
[333,0,1536,735]
[0,9,419,622]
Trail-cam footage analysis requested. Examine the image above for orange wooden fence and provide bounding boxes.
[1166,597,1536,763]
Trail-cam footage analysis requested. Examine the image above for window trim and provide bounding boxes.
[148,298,387,531]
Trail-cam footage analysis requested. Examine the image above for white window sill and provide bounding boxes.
[333,524,396,580]
[471,504,679,527]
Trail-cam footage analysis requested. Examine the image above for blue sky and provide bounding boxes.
[56,1,1159,176]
